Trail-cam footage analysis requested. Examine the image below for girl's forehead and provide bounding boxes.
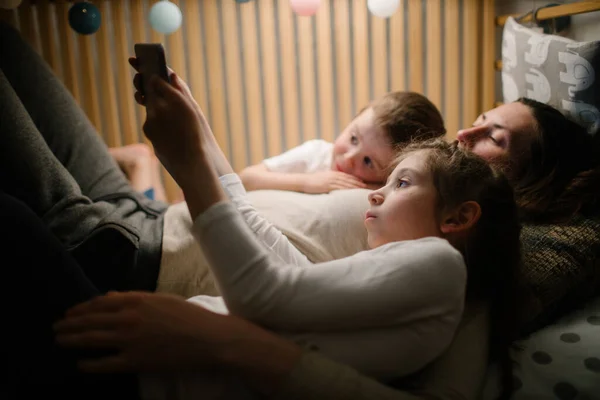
[393,150,431,174]
[399,149,430,164]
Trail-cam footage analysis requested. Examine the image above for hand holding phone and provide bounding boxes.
[134,43,170,97]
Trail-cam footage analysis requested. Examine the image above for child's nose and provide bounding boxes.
[457,125,488,145]
[344,150,359,168]
[368,191,384,205]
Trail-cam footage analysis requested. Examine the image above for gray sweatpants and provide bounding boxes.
[0,22,166,292]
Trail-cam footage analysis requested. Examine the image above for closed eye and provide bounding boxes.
[488,126,505,146]
[472,122,499,145]
[488,133,500,145]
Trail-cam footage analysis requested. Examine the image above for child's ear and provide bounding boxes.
[440,201,481,234]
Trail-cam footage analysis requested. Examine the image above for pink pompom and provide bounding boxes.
[290,0,321,16]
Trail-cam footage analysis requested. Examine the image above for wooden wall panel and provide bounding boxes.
[482,0,496,112]
[97,1,121,147]
[112,1,140,145]
[389,1,406,92]
[221,0,248,171]
[297,15,317,142]
[18,0,39,53]
[77,34,102,132]
[240,0,266,163]
[259,0,284,155]
[37,1,60,75]
[371,13,388,101]
[426,0,442,111]
[278,0,301,149]
[408,0,423,93]
[15,0,495,201]
[353,0,369,113]
[444,0,460,139]
[202,1,229,156]
[333,0,353,128]
[462,0,481,132]
[55,0,80,104]
[316,1,335,141]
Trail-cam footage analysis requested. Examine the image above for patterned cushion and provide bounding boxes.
[482,295,600,399]
[518,213,600,335]
[501,16,600,135]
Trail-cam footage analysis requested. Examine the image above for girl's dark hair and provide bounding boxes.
[397,139,523,399]
[513,98,600,223]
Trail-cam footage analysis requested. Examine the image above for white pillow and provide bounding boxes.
[157,188,371,298]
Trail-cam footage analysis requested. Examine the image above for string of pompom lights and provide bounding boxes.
[1,0,402,35]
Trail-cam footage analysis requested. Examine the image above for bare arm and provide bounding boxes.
[240,163,310,192]
[240,162,369,194]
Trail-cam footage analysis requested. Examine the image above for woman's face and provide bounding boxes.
[365,150,442,249]
[457,102,537,178]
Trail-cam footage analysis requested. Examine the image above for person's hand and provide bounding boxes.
[129,58,227,176]
[54,292,255,373]
[303,170,367,193]
[129,58,232,216]
[128,58,200,114]
[141,73,208,185]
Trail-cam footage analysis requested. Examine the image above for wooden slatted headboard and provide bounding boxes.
[1,0,497,202]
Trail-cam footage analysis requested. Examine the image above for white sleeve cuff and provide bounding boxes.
[219,173,246,200]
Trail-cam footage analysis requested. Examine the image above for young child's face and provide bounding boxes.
[332,108,396,184]
[365,150,441,248]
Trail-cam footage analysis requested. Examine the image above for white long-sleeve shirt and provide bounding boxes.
[141,174,469,400]
[188,174,467,380]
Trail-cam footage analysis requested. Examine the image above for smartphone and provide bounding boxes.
[134,43,170,96]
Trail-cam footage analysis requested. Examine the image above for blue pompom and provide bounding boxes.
[68,2,101,35]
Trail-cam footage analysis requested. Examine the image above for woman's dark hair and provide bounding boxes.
[513,98,600,223]
[396,139,523,399]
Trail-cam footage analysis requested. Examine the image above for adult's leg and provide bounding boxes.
[0,21,149,202]
[0,68,162,292]
[0,192,139,399]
